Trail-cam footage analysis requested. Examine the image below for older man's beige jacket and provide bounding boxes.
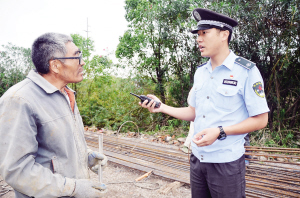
[0,70,90,197]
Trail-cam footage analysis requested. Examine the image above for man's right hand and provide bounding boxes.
[139,94,163,113]
[139,94,195,122]
[72,179,107,198]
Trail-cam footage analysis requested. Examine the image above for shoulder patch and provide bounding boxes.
[197,62,207,68]
[235,57,255,70]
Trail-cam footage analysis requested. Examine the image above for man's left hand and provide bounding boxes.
[88,151,108,173]
[192,128,220,147]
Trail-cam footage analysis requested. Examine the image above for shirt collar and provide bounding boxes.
[26,70,75,94]
[204,50,237,71]
[64,85,76,95]
[204,60,212,73]
[222,50,237,70]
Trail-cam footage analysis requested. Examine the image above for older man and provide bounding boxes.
[0,33,107,198]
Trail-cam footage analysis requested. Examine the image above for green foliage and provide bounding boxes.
[69,34,113,100]
[70,34,156,132]
[116,0,204,108]
[70,34,112,78]
[251,128,300,148]
[168,74,192,107]
[76,75,157,132]
[71,34,95,59]
[0,43,33,96]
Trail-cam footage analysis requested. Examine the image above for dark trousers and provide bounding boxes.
[244,134,252,159]
[190,153,245,198]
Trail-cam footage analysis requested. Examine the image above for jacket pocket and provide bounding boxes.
[51,156,62,174]
[215,86,241,111]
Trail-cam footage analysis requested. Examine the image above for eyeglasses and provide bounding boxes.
[53,53,82,65]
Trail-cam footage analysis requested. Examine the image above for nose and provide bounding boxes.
[81,59,85,66]
[197,35,203,43]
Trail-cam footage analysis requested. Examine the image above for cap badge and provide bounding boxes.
[194,11,201,21]
[230,75,233,79]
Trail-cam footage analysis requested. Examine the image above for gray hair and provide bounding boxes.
[31,33,73,74]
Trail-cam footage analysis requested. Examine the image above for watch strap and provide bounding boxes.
[217,126,226,140]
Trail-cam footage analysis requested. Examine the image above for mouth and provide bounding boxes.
[78,68,84,75]
[199,45,205,52]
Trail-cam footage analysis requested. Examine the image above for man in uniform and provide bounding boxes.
[0,33,107,198]
[139,8,269,197]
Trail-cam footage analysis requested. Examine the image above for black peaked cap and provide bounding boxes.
[191,8,238,34]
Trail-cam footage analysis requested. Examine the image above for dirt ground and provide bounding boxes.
[0,162,191,198]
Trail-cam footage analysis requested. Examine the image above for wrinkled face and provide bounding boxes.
[58,42,85,84]
[196,28,225,58]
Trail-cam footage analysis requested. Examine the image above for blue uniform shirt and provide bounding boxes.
[189,51,269,163]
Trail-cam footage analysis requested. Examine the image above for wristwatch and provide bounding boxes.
[217,126,227,140]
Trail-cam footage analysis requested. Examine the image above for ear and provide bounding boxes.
[221,30,230,42]
[49,60,62,74]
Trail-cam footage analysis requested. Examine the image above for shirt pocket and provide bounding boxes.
[215,86,241,111]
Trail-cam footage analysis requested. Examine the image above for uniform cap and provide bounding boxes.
[191,8,238,34]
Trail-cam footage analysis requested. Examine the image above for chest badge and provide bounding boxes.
[223,79,237,86]
[253,81,265,98]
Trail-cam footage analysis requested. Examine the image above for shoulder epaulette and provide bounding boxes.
[197,62,207,68]
[235,57,255,70]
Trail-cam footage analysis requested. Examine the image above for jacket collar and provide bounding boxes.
[27,70,75,94]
